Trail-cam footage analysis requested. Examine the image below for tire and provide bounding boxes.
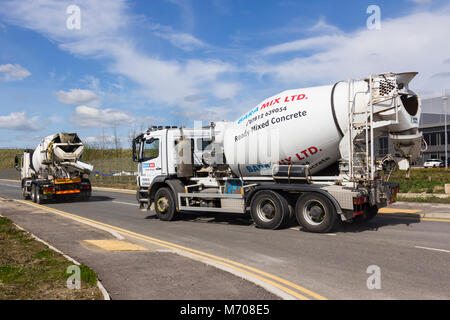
[250,190,290,229]
[31,184,36,203]
[22,186,29,200]
[80,190,91,201]
[295,193,338,233]
[363,205,378,222]
[352,205,378,224]
[35,185,43,204]
[154,187,177,221]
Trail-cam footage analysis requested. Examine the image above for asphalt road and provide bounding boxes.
[1,180,449,300]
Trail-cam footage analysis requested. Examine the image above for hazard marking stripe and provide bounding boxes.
[56,190,80,194]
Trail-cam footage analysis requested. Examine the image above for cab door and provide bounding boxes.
[139,135,162,187]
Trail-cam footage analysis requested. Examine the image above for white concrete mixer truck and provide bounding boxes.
[14,133,93,204]
[133,72,424,233]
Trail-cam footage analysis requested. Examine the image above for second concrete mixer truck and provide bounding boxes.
[133,72,424,233]
[15,133,93,204]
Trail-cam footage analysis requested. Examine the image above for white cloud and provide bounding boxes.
[71,105,134,128]
[56,89,98,105]
[83,134,116,145]
[110,46,235,104]
[253,9,450,97]
[151,24,207,51]
[157,32,206,51]
[211,83,240,100]
[0,64,31,81]
[308,17,342,35]
[260,35,346,55]
[81,75,101,91]
[0,0,129,43]
[71,104,164,129]
[0,112,40,131]
[171,106,231,122]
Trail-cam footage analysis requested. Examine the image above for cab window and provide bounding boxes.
[141,138,159,162]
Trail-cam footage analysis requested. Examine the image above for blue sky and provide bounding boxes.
[0,0,449,148]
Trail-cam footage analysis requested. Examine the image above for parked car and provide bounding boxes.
[423,159,444,168]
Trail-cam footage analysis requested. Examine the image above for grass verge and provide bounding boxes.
[390,168,450,193]
[397,195,450,204]
[0,216,102,300]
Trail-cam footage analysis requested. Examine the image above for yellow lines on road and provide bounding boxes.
[377,212,450,223]
[413,217,450,223]
[378,207,450,222]
[84,240,148,251]
[16,199,325,300]
[0,179,20,183]
[92,187,136,194]
[378,208,422,214]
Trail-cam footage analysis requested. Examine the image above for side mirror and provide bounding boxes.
[132,139,139,162]
[14,155,20,171]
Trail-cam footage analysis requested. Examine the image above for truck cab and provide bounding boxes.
[133,126,215,187]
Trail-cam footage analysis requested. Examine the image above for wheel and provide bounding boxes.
[352,205,378,224]
[31,184,36,203]
[22,185,29,200]
[363,205,378,222]
[80,190,91,201]
[295,193,338,233]
[154,187,177,221]
[250,190,290,229]
[35,185,43,204]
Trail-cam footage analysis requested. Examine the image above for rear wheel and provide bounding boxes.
[363,205,378,221]
[352,205,379,224]
[250,190,290,229]
[22,185,29,200]
[31,184,36,203]
[295,193,338,233]
[35,185,43,204]
[154,187,177,221]
[80,190,91,201]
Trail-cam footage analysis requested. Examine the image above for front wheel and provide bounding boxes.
[22,186,29,200]
[250,190,290,229]
[295,193,338,233]
[154,187,177,221]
